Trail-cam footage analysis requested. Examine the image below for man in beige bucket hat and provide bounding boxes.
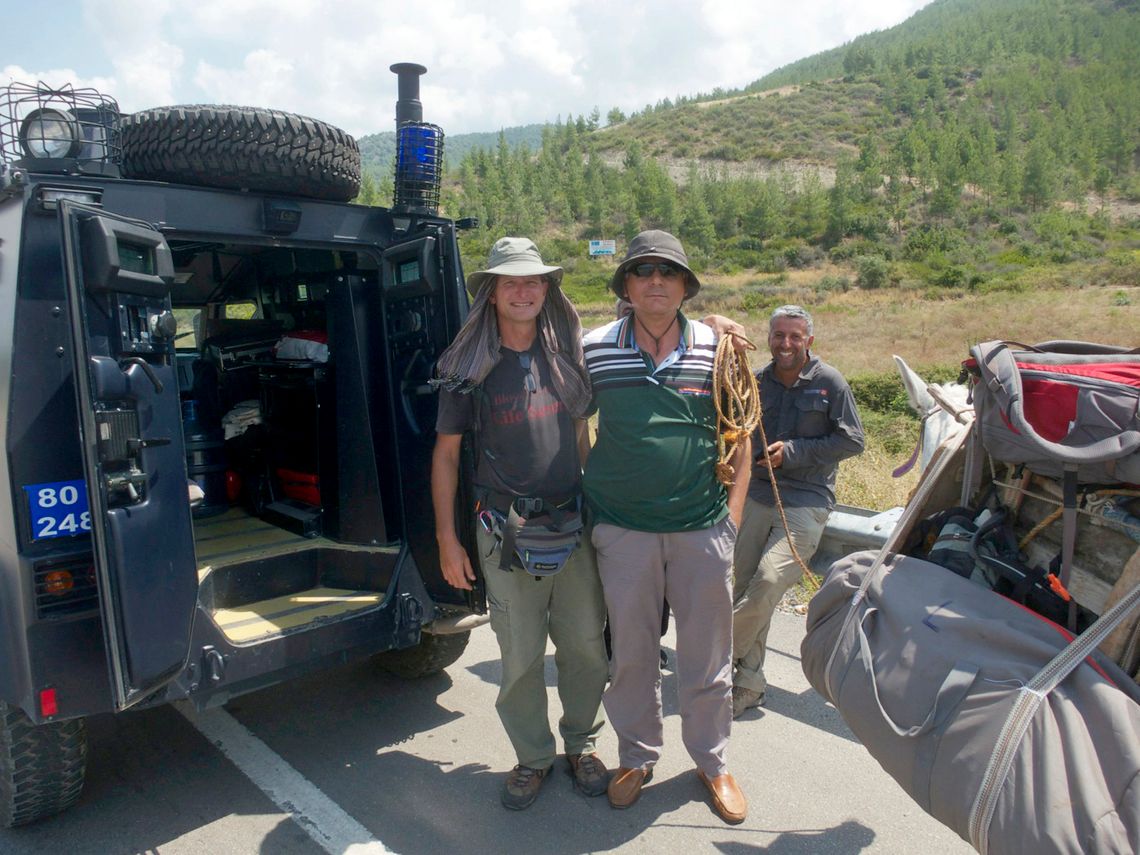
[431,237,609,810]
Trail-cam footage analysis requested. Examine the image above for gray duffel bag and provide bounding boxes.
[802,549,1140,855]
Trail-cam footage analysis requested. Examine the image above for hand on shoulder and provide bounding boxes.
[703,314,753,353]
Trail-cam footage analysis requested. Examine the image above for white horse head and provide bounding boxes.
[892,355,972,475]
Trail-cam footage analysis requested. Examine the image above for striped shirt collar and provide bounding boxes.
[616,311,693,353]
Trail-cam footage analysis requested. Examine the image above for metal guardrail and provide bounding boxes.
[812,504,904,575]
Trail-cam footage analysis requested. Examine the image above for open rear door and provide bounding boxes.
[380,230,484,614]
[58,201,197,710]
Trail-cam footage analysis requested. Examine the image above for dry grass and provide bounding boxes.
[761,286,1139,376]
[836,439,920,510]
[584,283,1138,376]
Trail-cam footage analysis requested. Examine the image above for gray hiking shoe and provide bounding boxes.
[501,764,549,810]
[731,686,766,719]
[567,752,609,797]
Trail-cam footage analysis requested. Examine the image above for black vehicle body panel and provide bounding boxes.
[0,171,479,725]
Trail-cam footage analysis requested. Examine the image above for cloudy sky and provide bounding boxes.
[5,0,932,138]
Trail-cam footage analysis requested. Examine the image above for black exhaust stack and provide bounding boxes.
[390,63,443,216]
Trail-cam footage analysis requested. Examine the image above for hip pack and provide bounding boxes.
[478,493,584,577]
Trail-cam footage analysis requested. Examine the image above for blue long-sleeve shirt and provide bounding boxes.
[749,354,864,510]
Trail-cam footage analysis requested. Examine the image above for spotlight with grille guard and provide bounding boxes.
[20,108,81,159]
[1,82,121,176]
[390,64,444,216]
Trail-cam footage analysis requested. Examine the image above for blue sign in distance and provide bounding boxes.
[24,479,92,540]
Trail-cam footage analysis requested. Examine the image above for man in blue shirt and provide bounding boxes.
[732,305,864,717]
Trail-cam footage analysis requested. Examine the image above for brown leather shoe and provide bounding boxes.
[607,766,653,809]
[697,770,747,824]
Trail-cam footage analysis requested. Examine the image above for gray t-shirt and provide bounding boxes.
[436,343,580,499]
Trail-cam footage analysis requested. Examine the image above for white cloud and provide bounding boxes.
[110,43,185,109]
[76,0,181,107]
[7,0,935,136]
[515,27,581,81]
[194,50,298,113]
[2,65,116,96]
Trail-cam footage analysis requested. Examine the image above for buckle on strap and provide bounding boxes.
[480,489,578,518]
[515,496,546,516]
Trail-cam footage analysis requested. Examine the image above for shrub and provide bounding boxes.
[756,252,789,274]
[815,274,851,294]
[561,270,611,305]
[1120,174,1140,202]
[830,238,890,262]
[708,143,743,160]
[902,224,962,261]
[932,265,967,288]
[849,211,889,240]
[859,410,921,457]
[784,243,825,268]
[855,255,890,289]
[741,292,779,313]
[848,365,963,419]
[848,372,911,416]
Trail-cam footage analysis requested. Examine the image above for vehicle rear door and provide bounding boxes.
[58,200,197,709]
[381,227,485,613]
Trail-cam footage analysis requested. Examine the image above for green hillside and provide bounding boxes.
[750,0,1136,91]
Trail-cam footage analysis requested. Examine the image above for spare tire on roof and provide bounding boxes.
[119,104,362,202]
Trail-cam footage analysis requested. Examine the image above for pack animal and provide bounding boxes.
[892,355,972,477]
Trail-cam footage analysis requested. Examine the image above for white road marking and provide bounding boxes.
[179,704,394,854]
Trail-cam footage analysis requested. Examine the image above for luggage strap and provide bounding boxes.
[1061,467,1079,629]
[968,579,1140,854]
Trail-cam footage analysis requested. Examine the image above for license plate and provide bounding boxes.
[24,480,92,540]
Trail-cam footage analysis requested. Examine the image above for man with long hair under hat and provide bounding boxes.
[431,237,609,810]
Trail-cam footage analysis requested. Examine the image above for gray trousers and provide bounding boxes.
[732,497,829,694]
[478,524,609,771]
[592,517,736,778]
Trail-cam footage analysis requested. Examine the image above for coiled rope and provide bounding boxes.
[713,333,760,485]
[713,332,820,594]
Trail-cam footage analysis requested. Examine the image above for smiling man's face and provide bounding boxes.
[768,315,813,377]
[490,275,549,326]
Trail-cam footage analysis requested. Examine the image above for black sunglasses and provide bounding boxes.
[518,352,537,393]
[630,261,682,279]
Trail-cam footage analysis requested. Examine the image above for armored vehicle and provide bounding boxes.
[0,63,484,826]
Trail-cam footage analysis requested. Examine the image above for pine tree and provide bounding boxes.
[355,170,378,206]
[619,190,641,241]
[825,157,857,245]
[998,144,1024,212]
[680,164,716,253]
[1022,138,1057,209]
[856,135,883,198]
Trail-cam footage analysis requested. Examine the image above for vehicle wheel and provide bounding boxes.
[0,702,87,828]
[119,105,362,202]
[375,631,471,679]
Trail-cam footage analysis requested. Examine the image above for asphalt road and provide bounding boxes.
[0,610,972,854]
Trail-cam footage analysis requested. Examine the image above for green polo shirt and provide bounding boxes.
[582,313,727,532]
